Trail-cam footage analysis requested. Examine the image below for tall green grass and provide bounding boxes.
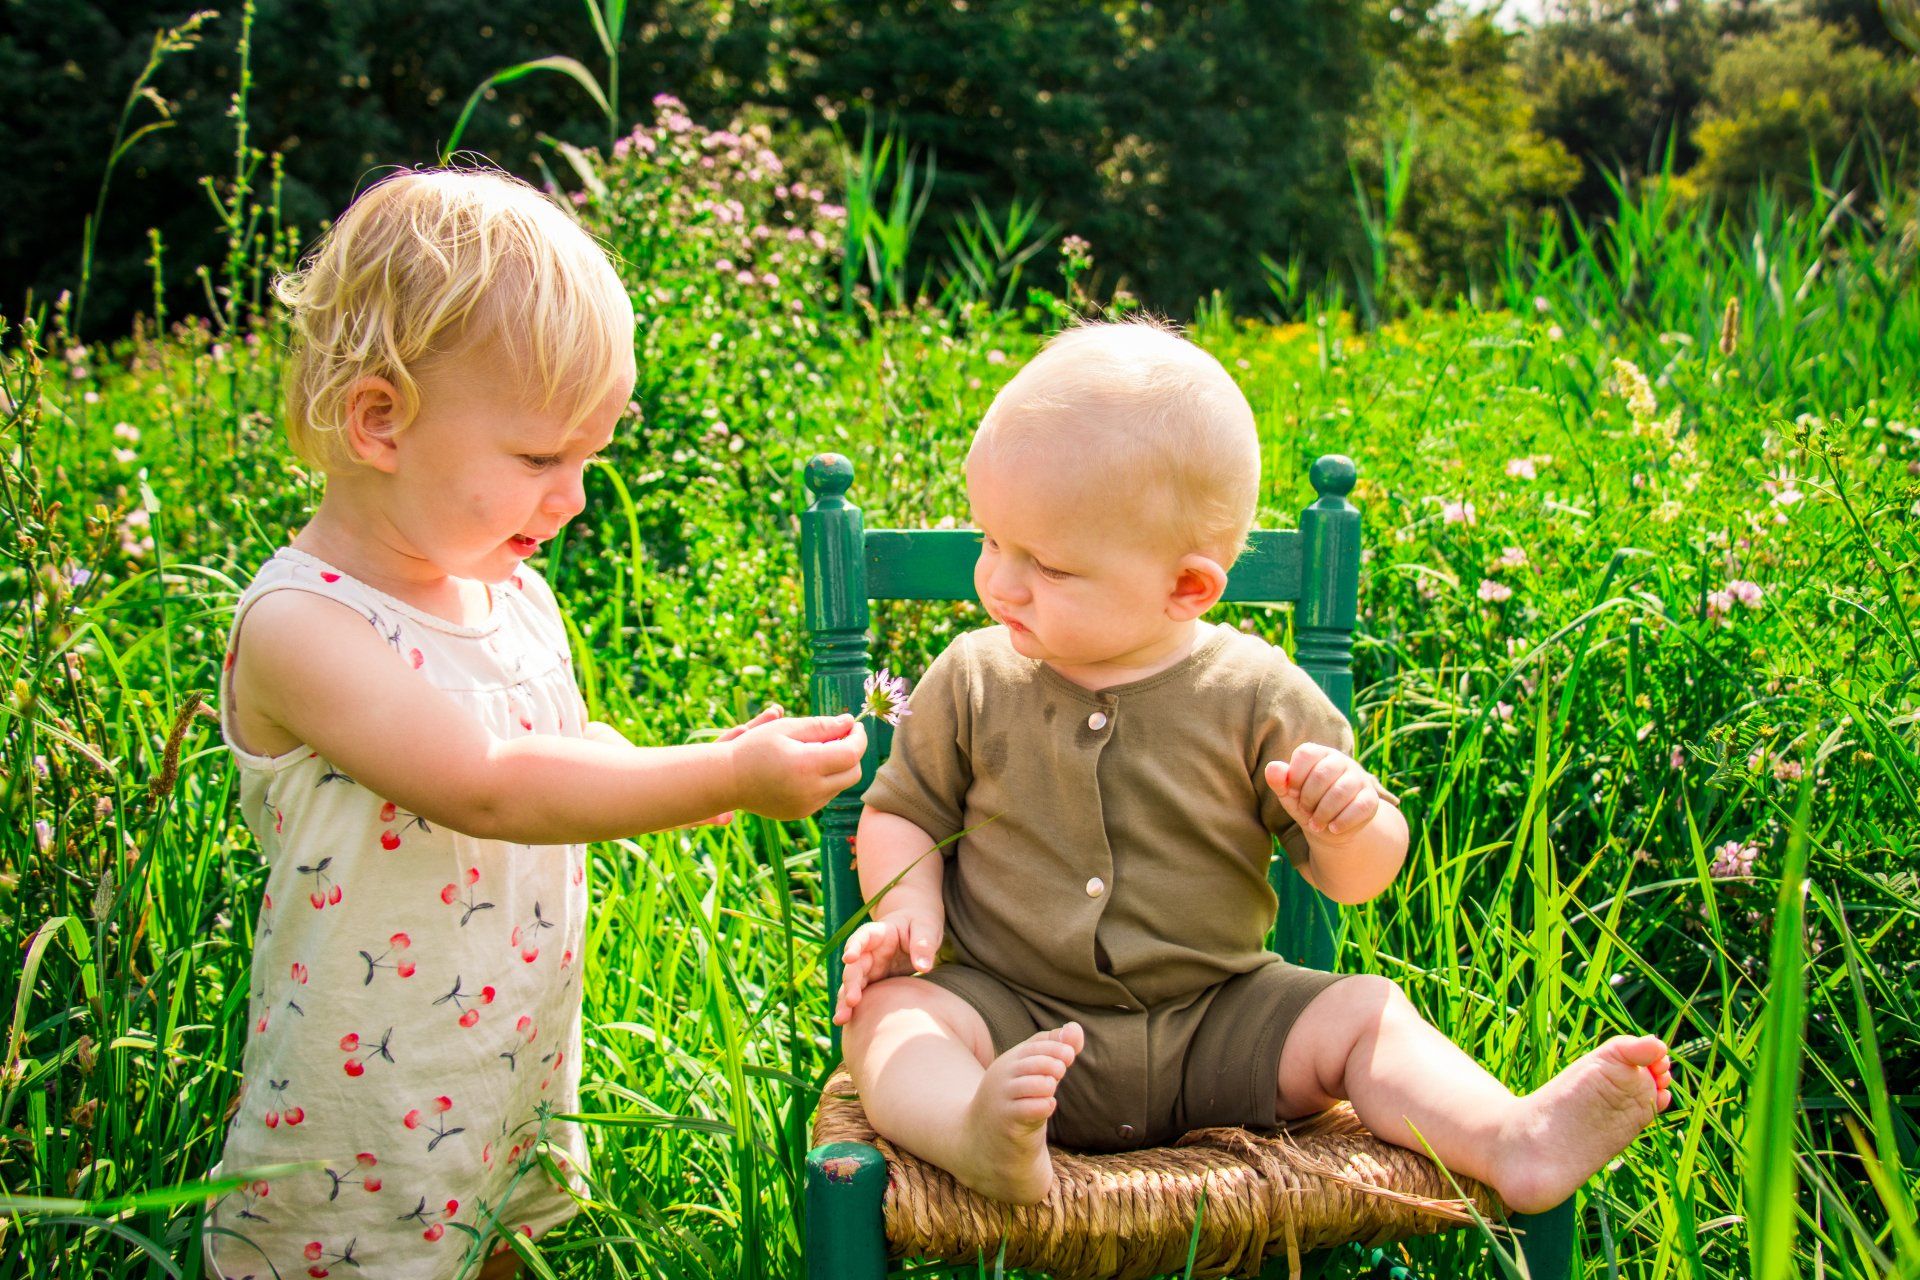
[2,53,1917,1280]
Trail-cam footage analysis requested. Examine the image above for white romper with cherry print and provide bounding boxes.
[204,546,589,1280]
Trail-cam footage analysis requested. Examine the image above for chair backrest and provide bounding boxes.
[801,452,1362,1033]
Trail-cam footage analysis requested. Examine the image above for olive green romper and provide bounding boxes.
[864,622,1361,1153]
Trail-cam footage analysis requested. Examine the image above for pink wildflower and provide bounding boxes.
[1477,579,1512,603]
[1442,500,1477,526]
[1505,457,1536,480]
[1710,840,1760,879]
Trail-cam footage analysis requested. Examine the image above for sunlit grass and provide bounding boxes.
[1,98,1917,1279]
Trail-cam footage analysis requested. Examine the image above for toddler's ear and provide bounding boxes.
[1167,554,1229,620]
[344,375,405,472]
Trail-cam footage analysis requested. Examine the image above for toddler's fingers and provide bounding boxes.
[821,762,865,797]
[785,714,858,744]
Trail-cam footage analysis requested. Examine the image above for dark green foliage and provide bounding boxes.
[0,0,782,342]
[777,0,1370,314]
[1690,17,1920,196]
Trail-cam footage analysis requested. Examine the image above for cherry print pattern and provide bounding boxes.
[323,1152,383,1199]
[401,1094,464,1153]
[433,975,497,1028]
[440,866,494,925]
[509,902,553,963]
[498,1014,538,1072]
[340,1027,396,1077]
[207,552,587,1278]
[262,1076,307,1130]
[358,932,415,985]
[301,1236,360,1277]
[397,1195,461,1243]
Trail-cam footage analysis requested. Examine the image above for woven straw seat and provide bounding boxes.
[813,1067,1510,1280]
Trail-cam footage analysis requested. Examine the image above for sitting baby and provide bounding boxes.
[834,319,1672,1209]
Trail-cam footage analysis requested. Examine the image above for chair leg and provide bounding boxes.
[1510,1199,1575,1280]
[807,1141,888,1280]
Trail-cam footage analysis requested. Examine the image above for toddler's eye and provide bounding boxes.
[520,454,562,470]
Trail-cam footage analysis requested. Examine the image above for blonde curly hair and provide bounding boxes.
[273,163,635,471]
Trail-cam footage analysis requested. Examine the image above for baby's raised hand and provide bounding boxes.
[1265,742,1400,842]
[833,910,942,1026]
[727,713,868,820]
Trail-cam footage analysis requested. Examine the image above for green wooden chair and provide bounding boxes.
[797,452,1577,1280]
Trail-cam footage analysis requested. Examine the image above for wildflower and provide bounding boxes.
[1706,589,1734,623]
[1727,579,1763,608]
[1533,295,1550,315]
[1669,745,1685,770]
[1493,701,1514,722]
[1504,457,1536,480]
[818,203,846,221]
[1442,499,1477,526]
[34,820,52,853]
[113,448,137,464]
[860,670,912,726]
[735,270,756,286]
[1477,579,1512,603]
[986,350,1006,365]
[1496,546,1527,570]
[68,565,92,587]
[113,422,139,442]
[1709,840,1760,879]
[1546,324,1564,342]
[1611,358,1658,422]
[1718,297,1740,357]
[652,92,683,109]
[714,259,734,274]
[1771,758,1804,782]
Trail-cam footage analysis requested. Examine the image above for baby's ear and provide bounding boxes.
[1167,554,1229,620]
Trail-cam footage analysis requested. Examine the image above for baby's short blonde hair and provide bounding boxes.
[970,319,1260,563]
[273,163,636,471]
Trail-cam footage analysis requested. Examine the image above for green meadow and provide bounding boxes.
[3,94,1918,1280]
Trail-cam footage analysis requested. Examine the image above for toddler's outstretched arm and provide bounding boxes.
[236,590,865,844]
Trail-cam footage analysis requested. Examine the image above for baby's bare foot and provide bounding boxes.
[1491,1034,1673,1214]
[948,1023,1084,1205]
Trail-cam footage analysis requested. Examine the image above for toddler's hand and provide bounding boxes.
[833,910,943,1026]
[727,713,867,820]
[1266,743,1399,842]
[679,705,785,827]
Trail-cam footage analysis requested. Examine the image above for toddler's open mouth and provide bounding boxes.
[510,534,541,553]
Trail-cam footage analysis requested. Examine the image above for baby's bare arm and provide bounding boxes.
[856,807,946,921]
[239,591,863,843]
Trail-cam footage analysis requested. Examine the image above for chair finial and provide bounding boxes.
[1310,454,1357,500]
[807,453,856,499]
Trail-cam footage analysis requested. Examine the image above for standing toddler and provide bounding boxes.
[204,166,866,1279]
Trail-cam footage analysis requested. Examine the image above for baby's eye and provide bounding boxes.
[520,454,563,470]
[1035,562,1070,580]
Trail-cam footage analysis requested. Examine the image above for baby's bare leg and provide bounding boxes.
[843,977,1082,1204]
[1275,975,1673,1214]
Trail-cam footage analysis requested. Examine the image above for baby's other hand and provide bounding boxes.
[1266,743,1397,841]
[728,713,867,820]
[833,910,943,1025]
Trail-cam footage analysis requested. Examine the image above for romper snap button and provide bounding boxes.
[1118,1124,1135,1141]
[1085,876,1105,897]
[1087,711,1109,730]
